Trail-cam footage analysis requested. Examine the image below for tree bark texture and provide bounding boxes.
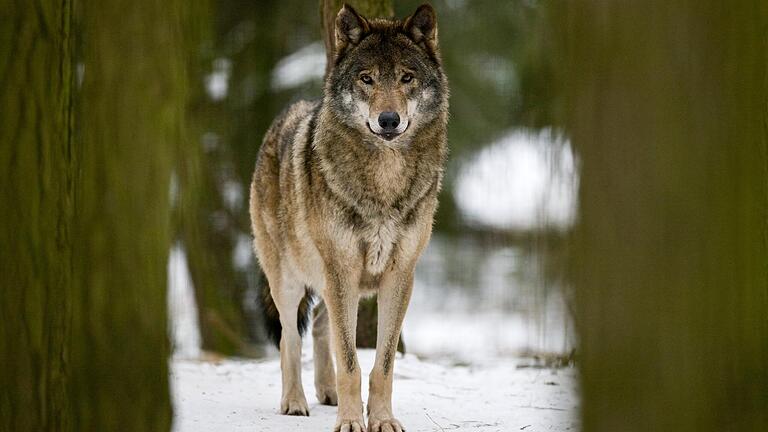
[559,1,768,431]
[0,1,75,430]
[1,0,186,430]
[67,1,185,430]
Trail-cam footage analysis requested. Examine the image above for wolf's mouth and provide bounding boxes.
[367,122,403,141]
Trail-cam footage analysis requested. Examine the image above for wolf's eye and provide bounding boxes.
[360,74,373,85]
[401,73,414,83]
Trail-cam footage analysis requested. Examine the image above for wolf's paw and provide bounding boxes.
[334,418,366,432]
[280,395,309,416]
[316,385,338,406]
[367,417,404,432]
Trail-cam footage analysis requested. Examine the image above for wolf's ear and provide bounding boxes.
[335,4,370,52]
[404,4,438,52]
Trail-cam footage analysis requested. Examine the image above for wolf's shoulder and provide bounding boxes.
[259,99,320,160]
[271,99,321,137]
[276,99,321,127]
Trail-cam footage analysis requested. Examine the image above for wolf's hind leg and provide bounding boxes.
[366,270,413,432]
[313,300,338,405]
[273,275,310,416]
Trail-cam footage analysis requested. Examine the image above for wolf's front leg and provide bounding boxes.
[367,270,414,432]
[324,271,365,432]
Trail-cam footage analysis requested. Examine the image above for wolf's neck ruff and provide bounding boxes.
[311,105,444,275]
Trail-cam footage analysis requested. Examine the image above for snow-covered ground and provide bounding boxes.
[168,219,580,431]
[172,349,579,432]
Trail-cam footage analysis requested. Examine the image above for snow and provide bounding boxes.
[270,42,327,90]
[172,349,579,432]
[168,244,202,360]
[222,180,244,211]
[205,58,232,101]
[454,129,578,230]
[405,236,576,363]
[404,308,572,365]
[233,233,254,270]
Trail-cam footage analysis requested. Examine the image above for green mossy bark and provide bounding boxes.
[2,0,183,429]
[559,1,768,430]
[0,1,75,431]
[66,1,186,430]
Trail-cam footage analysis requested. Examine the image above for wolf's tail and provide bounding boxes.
[258,269,313,348]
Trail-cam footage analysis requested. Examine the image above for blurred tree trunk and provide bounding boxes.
[0,1,75,430]
[320,0,404,353]
[176,159,254,356]
[67,0,183,430]
[1,0,183,430]
[559,1,768,431]
[175,0,257,357]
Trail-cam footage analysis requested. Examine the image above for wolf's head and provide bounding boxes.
[326,3,448,146]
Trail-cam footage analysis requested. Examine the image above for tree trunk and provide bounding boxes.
[176,154,255,356]
[175,0,255,356]
[1,0,183,430]
[319,0,405,353]
[559,1,768,431]
[0,1,75,430]
[67,1,184,429]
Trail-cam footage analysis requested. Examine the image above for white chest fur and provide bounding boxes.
[363,220,397,275]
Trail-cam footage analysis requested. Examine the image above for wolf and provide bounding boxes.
[249,3,448,431]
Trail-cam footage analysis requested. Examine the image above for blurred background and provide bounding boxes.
[169,0,575,365]
[3,1,766,431]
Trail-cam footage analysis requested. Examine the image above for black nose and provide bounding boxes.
[377,111,400,132]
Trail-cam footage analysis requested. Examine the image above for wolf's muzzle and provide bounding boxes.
[369,112,406,141]
[378,111,401,131]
